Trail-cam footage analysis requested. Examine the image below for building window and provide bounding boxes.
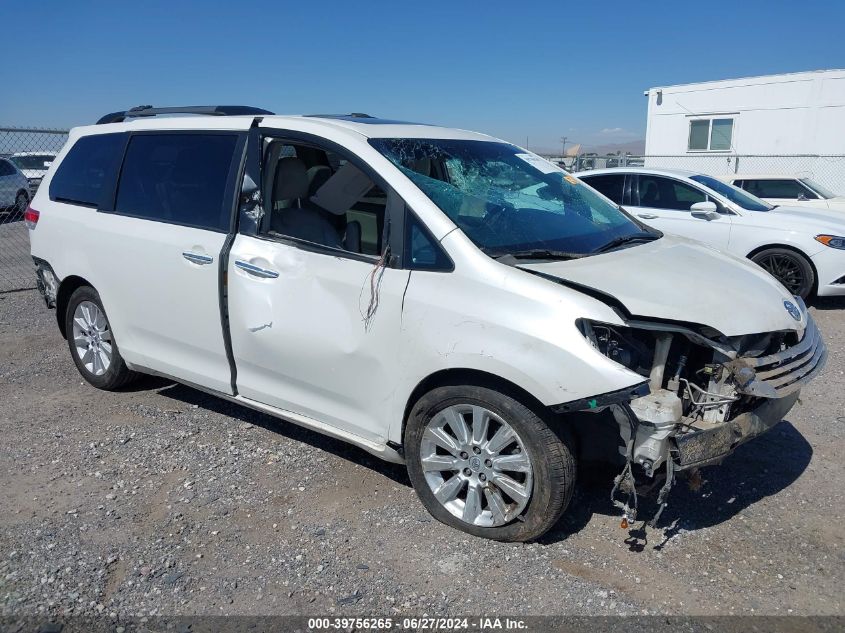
[688,118,733,151]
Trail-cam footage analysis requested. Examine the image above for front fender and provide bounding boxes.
[388,265,645,443]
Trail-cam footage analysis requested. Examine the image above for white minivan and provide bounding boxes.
[28,106,827,541]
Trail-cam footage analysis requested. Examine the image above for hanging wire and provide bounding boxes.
[361,215,392,331]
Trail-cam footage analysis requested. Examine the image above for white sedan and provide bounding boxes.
[723,175,845,213]
[9,151,56,195]
[0,157,31,215]
[576,167,845,299]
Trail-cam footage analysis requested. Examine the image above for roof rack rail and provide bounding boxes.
[96,105,275,125]
[303,113,374,119]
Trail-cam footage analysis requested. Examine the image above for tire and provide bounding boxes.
[405,385,576,542]
[64,286,138,390]
[14,191,29,217]
[751,247,815,300]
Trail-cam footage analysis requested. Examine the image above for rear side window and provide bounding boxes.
[49,133,125,207]
[582,174,625,204]
[743,179,813,199]
[115,133,239,231]
[0,159,15,176]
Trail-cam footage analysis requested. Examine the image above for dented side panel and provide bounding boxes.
[387,229,649,443]
[227,234,411,444]
[227,227,649,448]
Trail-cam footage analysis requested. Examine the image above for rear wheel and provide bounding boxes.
[751,247,815,300]
[405,385,575,542]
[65,286,138,390]
[14,191,29,218]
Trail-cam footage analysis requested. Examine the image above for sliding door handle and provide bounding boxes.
[183,251,214,265]
[235,260,279,279]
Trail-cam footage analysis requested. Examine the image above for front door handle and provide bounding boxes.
[183,251,214,265]
[637,214,658,220]
[235,260,279,279]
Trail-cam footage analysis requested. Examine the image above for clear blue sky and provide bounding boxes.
[2,0,843,152]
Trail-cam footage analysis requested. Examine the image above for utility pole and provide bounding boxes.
[560,136,568,158]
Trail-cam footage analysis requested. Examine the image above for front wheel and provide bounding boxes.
[751,247,815,300]
[405,385,576,541]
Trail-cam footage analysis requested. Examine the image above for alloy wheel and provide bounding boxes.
[419,404,533,527]
[757,253,805,295]
[72,301,113,376]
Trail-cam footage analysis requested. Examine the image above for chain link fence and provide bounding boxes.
[568,153,845,195]
[1,127,844,293]
[0,127,69,292]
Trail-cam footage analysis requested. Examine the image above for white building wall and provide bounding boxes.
[644,69,845,155]
[642,70,845,194]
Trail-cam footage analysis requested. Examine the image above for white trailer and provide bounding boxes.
[643,70,845,193]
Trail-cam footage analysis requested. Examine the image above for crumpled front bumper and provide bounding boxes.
[673,390,799,470]
[726,316,828,399]
[672,314,827,470]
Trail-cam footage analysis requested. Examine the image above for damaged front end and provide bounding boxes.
[574,304,827,526]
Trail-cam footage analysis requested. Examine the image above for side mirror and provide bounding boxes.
[690,201,720,221]
[797,193,808,201]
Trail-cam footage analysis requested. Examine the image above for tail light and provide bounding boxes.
[24,206,40,230]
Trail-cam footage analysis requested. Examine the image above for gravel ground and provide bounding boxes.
[1,289,843,618]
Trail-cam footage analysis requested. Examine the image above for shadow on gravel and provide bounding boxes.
[118,374,173,392]
[810,296,845,311]
[542,420,812,548]
[154,381,411,487]
[132,376,812,546]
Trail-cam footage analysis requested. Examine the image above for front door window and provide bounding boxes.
[637,175,707,211]
[261,141,386,258]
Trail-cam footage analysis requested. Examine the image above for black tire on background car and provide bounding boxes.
[405,385,576,542]
[750,247,815,300]
[14,191,29,218]
[64,286,139,390]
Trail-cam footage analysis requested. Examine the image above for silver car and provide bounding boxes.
[0,157,30,216]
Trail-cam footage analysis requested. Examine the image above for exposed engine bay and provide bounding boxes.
[577,311,826,527]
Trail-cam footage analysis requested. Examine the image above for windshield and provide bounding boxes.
[690,174,773,211]
[800,178,837,199]
[10,154,54,170]
[369,138,654,257]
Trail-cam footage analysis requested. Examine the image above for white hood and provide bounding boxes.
[767,204,845,227]
[518,236,806,337]
[824,196,845,210]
